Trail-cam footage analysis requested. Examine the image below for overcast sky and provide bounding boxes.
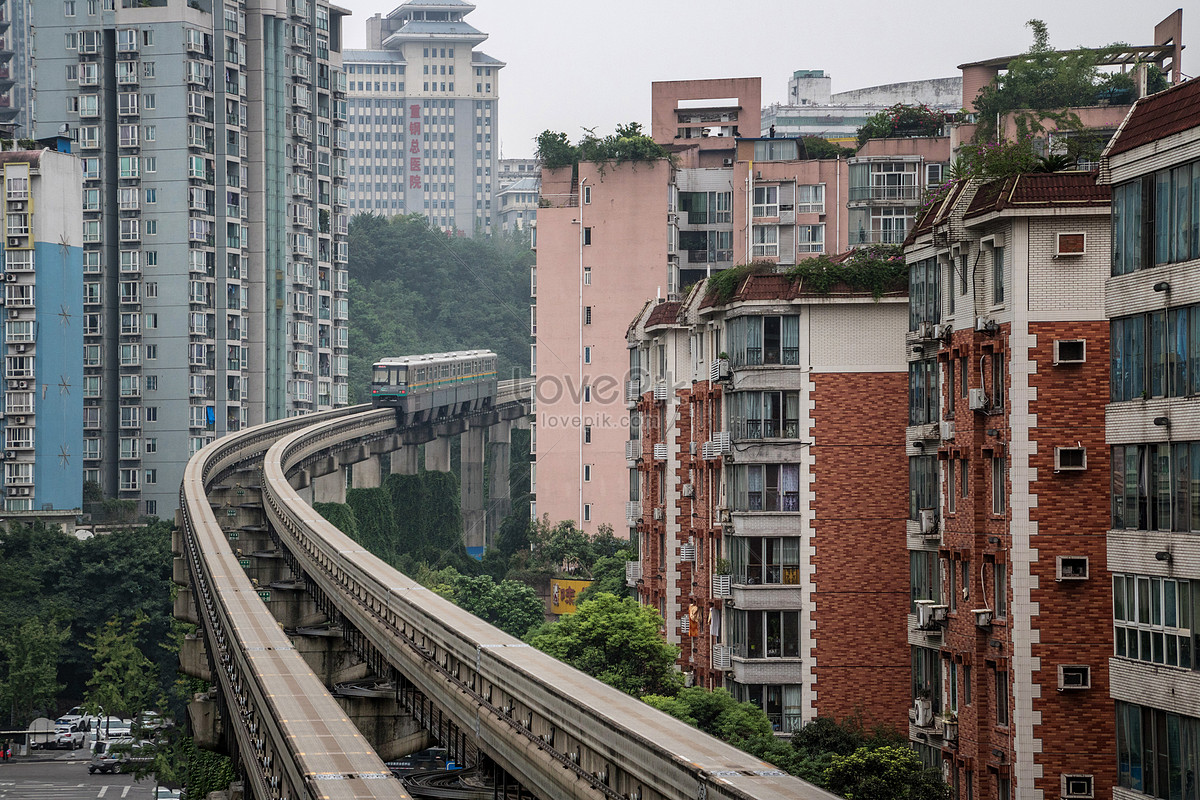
[334,1,1194,158]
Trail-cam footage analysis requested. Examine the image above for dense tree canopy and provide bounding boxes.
[525,593,681,696]
[347,213,533,402]
[826,745,950,800]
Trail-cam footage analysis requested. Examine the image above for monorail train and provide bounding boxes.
[370,350,497,422]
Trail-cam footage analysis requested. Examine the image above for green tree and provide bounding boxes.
[84,612,160,728]
[526,593,681,696]
[0,618,68,726]
[826,745,950,800]
[856,104,944,148]
[449,574,545,638]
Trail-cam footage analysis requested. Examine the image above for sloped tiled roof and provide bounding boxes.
[699,270,897,309]
[905,179,970,244]
[963,172,1109,220]
[645,301,682,328]
[1107,78,1200,156]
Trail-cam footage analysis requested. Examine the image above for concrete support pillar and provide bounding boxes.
[424,436,451,472]
[389,444,420,475]
[486,420,512,549]
[460,426,486,558]
[312,469,346,505]
[352,454,382,489]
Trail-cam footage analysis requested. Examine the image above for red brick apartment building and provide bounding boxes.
[904,172,1114,797]
[626,273,911,731]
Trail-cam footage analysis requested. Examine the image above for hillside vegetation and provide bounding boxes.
[347,213,533,402]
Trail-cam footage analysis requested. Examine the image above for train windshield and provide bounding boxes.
[372,365,389,384]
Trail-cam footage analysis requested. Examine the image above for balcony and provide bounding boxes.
[848,185,921,204]
[729,582,803,610]
[625,502,640,526]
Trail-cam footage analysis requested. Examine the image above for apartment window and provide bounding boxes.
[994,670,1009,726]
[908,358,938,425]
[118,92,139,116]
[583,464,592,482]
[752,186,779,218]
[725,315,799,366]
[731,609,801,658]
[583,268,591,285]
[910,455,937,520]
[991,245,1005,304]
[583,425,592,444]
[727,390,800,439]
[993,561,1007,619]
[65,0,77,14]
[730,464,800,512]
[79,95,99,117]
[796,184,825,214]
[117,28,137,52]
[1113,574,1196,669]
[583,346,592,364]
[751,225,779,257]
[1117,702,1200,797]
[582,185,591,205]
[582,503,592,522]
[729,536,800,585]
[1113,440,1200,532]
[145,438,157,454]
[910,550,941,610]
[991,457,1006,515]
[797,224,824,254]
[911,646,941,714]
[909,256,941,330]
[584,306,592,325]
[583,227,592,246]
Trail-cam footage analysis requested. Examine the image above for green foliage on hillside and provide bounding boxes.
[0,520,175,721]
[347,213,533,402]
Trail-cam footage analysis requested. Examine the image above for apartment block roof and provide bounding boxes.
[699,269,890,310]
[963,172,1109,220]
[645,301,683,329]
[1106,77,1200,156]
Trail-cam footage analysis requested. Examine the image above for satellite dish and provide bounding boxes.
[59,123,69,134]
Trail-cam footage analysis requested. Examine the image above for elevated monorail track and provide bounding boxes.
[180,380,833,800]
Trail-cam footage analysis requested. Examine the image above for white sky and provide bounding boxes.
[333,1,1195,158]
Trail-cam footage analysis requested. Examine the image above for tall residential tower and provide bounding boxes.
[31,0,350,516]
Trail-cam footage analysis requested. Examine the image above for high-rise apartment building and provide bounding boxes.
[344,1,503,234]
[904,171,1115,795]
[31,0,350,516]
[0,145,84,516]
[626,274,911,732]
[1099,75,1200,800]
[0,0,31,136]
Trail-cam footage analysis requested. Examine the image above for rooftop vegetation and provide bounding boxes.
[704,245,906,305]
[856,104,945,148]
[535,123,672,177]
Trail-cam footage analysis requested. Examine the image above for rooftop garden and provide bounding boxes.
[856,104,945,148]
[535,123,673,178]
[704,245,906,305]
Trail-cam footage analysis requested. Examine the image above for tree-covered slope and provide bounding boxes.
[348,214,533,402]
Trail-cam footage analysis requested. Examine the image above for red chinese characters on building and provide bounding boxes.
[408,103,422,190]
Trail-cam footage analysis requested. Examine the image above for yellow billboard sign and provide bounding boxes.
[550,578,593,615]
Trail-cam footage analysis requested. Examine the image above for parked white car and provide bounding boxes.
[54,725,85,750]
[96,716,133,739]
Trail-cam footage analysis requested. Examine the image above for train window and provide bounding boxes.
[416,367,425,381]
[393,367,406,384]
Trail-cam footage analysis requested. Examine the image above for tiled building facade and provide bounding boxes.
[1100,76,1200,800]
[904,172,1116,795]
[626,274,911,732]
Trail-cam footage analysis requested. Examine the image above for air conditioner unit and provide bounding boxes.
[7,309,18,319]
[915,599,937,629]
[973,608,993,627]
[15,416,25,425]
[681,483,694,498]
[913,698,934,727]
[7,238,20,248]
[0,451,10,460]
[969,388,988,410]
[1054,447,1087,472]
[722,158,733,167]
[653,507,664,521]
[14,344,24,353]
[718,508,732,523]
[4,273,16,282]
[680,543,696,561]
[940,421,955,440]
[1055,556,1089,582]
[1061,775,1094,800]
[932,323,950,340]
[917,321,933,340]
[16,381,27,389]
[13,487,28,496]
[1053,339,1086,365]
[942,719,958,743]
[919,508,937,535]
[975,316,996,333]
[653,383,668,401]
[1057,665,1091,691]
[8,201,24,211]
[931,604,948,623]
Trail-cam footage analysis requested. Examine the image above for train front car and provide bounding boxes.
[369,358,409,410]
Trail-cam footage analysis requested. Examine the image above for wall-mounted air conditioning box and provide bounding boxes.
[1053,339,1086,365]
[1055,447,1087,471]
